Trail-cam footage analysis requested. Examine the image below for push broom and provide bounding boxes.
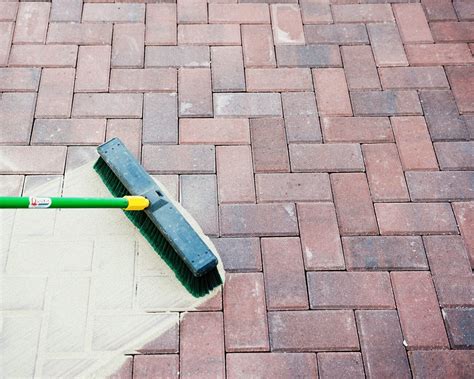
[0,138,223,297]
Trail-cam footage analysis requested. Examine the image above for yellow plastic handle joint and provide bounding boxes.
[123,196,150,211]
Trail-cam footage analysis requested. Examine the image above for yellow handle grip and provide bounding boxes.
[123,196,150,211]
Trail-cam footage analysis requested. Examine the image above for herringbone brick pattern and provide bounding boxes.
[0,0,473,378]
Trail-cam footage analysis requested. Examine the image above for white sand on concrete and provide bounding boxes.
[1,160,224,378]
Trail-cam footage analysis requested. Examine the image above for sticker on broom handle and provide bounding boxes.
[29,196,52,208]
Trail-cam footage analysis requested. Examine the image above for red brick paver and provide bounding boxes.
[356,310,411,378]
[1,2,473,377]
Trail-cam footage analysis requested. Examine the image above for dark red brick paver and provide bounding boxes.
[356,310,411,378]
[1,2,473,377]
[392,272,450,349]
[317,352,364,379]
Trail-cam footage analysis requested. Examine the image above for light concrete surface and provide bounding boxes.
[0,160,223,377]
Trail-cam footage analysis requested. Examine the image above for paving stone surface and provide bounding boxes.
[1,1,473,377]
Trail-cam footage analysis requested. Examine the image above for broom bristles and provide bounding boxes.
[94,158,222,297]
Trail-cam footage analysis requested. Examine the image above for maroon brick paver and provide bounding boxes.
[146,46,209,68]
[409,350,474,378]
[304,24,369,45]
[241,24,275,68]
[36,68,75,119]
[143,145,214,174]
[75,46,111,93]
[271,4,305,45]
[0,67,40,92]
[406,43,474,66]
[110,68,177,93]
[247,68,313,92]
[308,272,395,309]
[420,90,469,141]
[406,171,474,201]
[0,3,18,22]
[0,93,36,144]
[177,0,207,25]
[0,22,14,67]
[268,310,359,351]
[443,308,474,349]
[446,66,474,114]
[434,274,474,307]
[250,118,290,173]
[362,143,409,202]
[332,4,394,24]
[422,0,457,21]
[47,22,112,46]
[180,312,224,378]
[331,173,378,235]
[224,273,269,352]
[178,68,212,117]
[14,3,50,45]
[454,0,474,20]
[391,116,438,171]
[276,45,341,68]
[317,353,364,379]
[356,310,411,378]
[72,93,143,119]
[375,203,458,235]
[106,119,141,159]
[209,4,270,24]
[431,21,474,43]
[2,3,473,377]
[111,24,144,68]
[392,272,450,349]
[180,175,218,236]
[82,4,144,23]
[216,145,255,204]
[220,203,298,237]
[453,202,474,267]
[256,173,331,203]
[321,117,393,143]
[212,238,261,272]
[32,119,106,146]
[313,68,351,116]
[143,93,177,144]
[227,353,317,379]
[300,0,332,25]
[379,67,449,90]
[133,355,178,379]
[297,203,344,270]
[290,143,364,173]
[423,235,471,276]
[281,92,321,143]
[146,4,176,46]
[180,118,249,145]
[9,44,77,68]
[178,24,240,46]
[341,45,380,90]
[261,237,308,310]
[393,3,433,44]
[351,90,422,116]
[342,236,428,271]
[434,141,474,170]
[211,46,245,92]
[50,0,81,23]
[367,23,408,67]
[214,93,282,118]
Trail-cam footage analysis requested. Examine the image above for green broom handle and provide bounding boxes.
[0,196,149,210]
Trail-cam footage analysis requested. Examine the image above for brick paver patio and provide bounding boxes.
[0,0,473,378]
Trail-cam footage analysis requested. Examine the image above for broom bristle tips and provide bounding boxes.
[94,158,222,297]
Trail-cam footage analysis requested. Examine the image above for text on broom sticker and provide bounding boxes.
[29,197,52,208]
